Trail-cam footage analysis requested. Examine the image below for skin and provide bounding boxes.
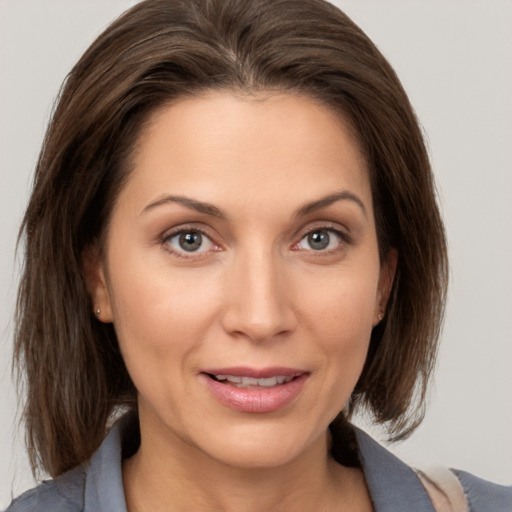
[87,91,395,512]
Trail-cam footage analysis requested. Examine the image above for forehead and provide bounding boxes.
[124,91,372,218]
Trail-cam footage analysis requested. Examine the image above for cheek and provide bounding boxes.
[297,263,380,335]
[107,276,224,419]
[296,266,379,393]
[106,258,224,380]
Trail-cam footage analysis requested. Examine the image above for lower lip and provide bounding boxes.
[201,374,309,413]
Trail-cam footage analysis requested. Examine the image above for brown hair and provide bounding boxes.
[14,0,448,477]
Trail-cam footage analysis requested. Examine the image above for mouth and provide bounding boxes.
[206,373,302,389]
[200,367,309,413]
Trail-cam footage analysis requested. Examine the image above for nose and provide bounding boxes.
[221,248,297,343]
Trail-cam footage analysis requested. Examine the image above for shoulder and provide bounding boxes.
[353,426,512,511]
[5,413,135,512]
[454,469,512,512]
[417,466,512,512]
[4,465,86,512]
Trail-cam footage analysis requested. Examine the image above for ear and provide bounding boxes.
[82,245,114,323]
[373,248,398,325]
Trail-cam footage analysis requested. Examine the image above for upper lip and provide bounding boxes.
[201,367,307,378]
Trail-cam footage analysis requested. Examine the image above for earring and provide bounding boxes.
[96,308,101,316]
[377,311,384,322]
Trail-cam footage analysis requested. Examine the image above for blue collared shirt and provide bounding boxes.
[5,415,512,511]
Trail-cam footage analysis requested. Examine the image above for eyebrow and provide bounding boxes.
[295,190,367,218]
[141,189,366,219]
[141,195,226,218]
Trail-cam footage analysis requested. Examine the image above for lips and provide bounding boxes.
[200,367,309,413]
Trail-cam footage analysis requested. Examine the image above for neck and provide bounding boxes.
[122,415,371,512]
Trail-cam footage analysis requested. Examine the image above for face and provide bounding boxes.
[89,91,394,469]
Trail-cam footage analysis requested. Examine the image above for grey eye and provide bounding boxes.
[296,228,343,252]
[178,231,203,251]
[307,230,331,250]
[164,229,216,257]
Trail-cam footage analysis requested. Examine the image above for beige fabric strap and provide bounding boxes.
[416,467,469,512]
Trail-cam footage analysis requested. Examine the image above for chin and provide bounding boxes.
[191,419,326,470]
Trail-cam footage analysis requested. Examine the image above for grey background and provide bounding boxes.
[1,0,511,506]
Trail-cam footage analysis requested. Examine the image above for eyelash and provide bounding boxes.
[161,225,220,260]
[160,223,351,260]
[293,225,352,254]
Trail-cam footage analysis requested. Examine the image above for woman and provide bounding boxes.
[5,0,511,510]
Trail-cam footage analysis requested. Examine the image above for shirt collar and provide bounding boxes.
[83,414,130,512]
[355,427,435,512]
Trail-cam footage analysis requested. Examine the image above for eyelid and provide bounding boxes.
[303,223,351,240]
[160,224,222,259]
[292,222,352,252]
[158,221,351,259]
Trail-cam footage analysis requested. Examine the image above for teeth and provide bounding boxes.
[214,374,295,388]
[215,375,242,383]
